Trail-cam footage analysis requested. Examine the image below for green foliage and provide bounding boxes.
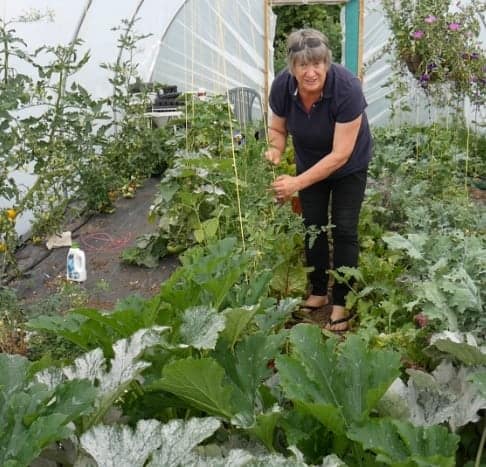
[0,17,172,277]
[28,296,161,357]
[353,124,486,340]
[348,419,459,466]
[382,0,486,111]
[0,353,96,466]
[276,327,401,436]
[158,237,252,311]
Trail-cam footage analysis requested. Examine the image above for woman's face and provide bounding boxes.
[293,60,327,95]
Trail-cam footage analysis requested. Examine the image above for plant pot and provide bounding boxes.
[291,196,302,215]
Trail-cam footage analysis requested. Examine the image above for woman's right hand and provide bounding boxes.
[265,147,281,165]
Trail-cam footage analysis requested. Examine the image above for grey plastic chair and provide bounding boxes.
[227,87,262,125]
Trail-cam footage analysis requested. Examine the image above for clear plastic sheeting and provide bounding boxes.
[151,0,272,99]
[0,0,274,234]
[0,0,273,100]
[362,0,485,129]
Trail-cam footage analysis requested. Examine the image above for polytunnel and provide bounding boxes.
[0,0,275,101]
[1,0,485,237]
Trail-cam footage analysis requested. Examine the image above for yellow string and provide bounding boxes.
[465,113,470,199]
[216,0,246,251]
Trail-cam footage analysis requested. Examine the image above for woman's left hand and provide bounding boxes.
[272,175,299,202]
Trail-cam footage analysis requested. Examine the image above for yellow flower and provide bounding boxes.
[0,242,7,253]
[6,209,17,221]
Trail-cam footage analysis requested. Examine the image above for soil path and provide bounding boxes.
[9,177,179,309]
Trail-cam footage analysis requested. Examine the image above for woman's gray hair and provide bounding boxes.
[286,29,333,73]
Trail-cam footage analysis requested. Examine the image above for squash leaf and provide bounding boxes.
[80,419,162,467]
[469,371,486,398]
[153,357,236,420]
[0,354,96,467]
[255,298,299,333]
[79,417,220,467]
[213,331,286,428]
[276,325,400,435]
[348,419,459,466]
[148,417,221,466]
[180,306,225,350]
[221,305,259,350]
[427,331,486,366]
[36,326,170,430]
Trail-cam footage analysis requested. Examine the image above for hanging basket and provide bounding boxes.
[402,52,422,76]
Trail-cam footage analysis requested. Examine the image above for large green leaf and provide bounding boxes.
[406,361,486,430]
[158,237,250,311]
[428,331,486,366]
[248,410,282,451]
[180,306,225,349]
[26,313,96,351]
[0,354,96,467]
[36,326,170,430]
[153,357,236,419]
[81,418,223,466]
[276,326,400,435]
[80,419,163,467]
[470,371,486,397]
[221,305,259,350]
[148,417,221,466]
[348,419,459,466]
[255,298,299,333]
[26,295,161,356]
[213,331,286,428]
[383,232,427,260]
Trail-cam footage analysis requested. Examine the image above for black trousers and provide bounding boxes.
[298,169,367,306]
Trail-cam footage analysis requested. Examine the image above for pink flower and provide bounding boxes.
[424,15,437,24]
[448,22,460,31]
[411,30,425,39]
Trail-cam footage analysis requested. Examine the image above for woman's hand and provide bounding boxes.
[272,175,300,202]
[264,147,282,165]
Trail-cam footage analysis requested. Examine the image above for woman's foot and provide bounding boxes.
[302,294,329,309]
[291,295,329,323]
[325,305,353,333]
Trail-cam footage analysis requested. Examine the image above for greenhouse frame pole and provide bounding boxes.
[264,0,270,117]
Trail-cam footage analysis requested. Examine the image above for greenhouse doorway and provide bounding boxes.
[267,0,363,76]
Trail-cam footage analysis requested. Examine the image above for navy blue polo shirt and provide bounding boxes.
[269,64,372,181]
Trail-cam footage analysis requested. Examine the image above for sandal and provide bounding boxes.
[324,312,355,335]
[291,304,325,322]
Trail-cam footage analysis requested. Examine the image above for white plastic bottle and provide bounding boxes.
[66,243,87,282]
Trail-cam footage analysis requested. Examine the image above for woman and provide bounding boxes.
[265,28,372,333]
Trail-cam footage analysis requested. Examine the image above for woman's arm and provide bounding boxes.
[265,114,288,165]
[272,114,362,199]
